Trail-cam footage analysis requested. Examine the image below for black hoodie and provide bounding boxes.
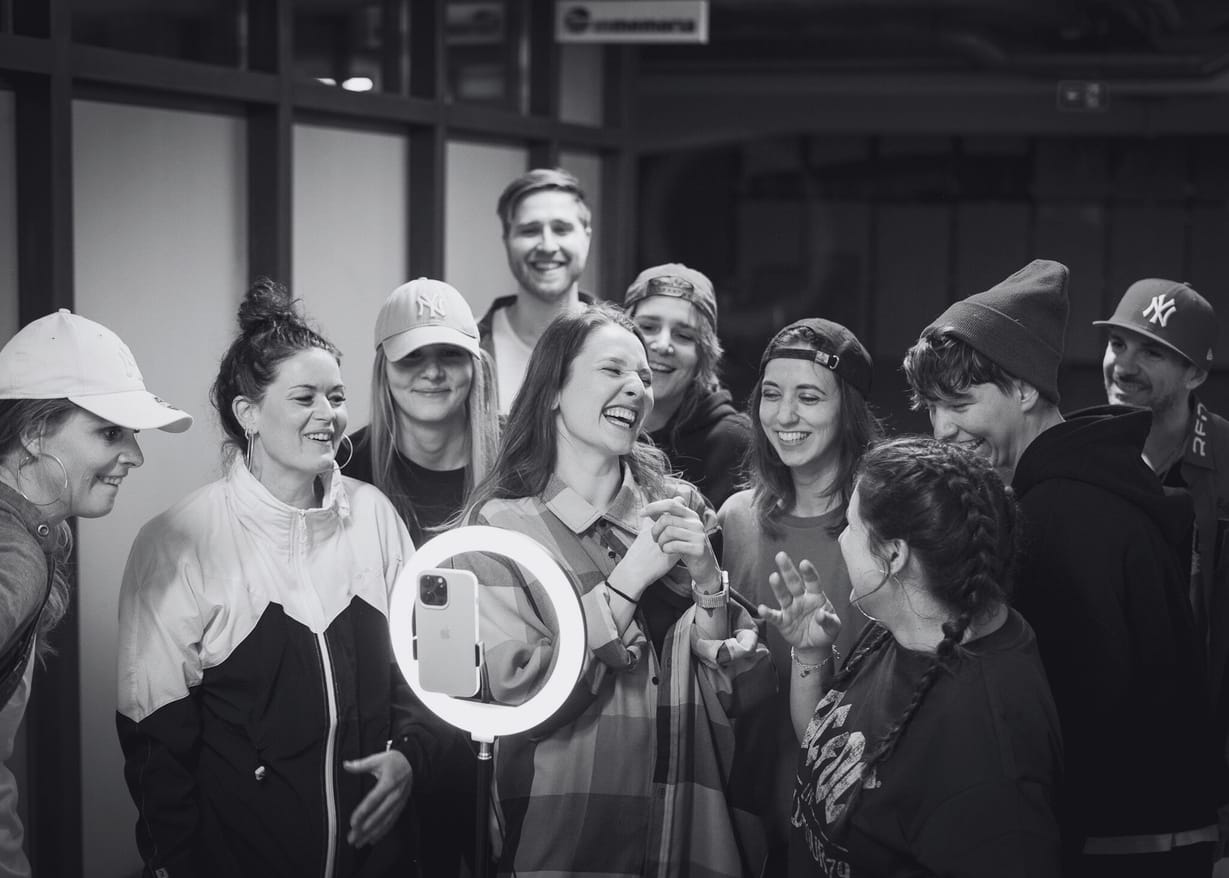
[648,387,751,510]
[1012,405,1221,857]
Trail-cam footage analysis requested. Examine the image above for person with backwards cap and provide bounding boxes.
[902,260,1221,877]
[624,263,751,509]
[0,309,191,877]
[1095,279,1229,861]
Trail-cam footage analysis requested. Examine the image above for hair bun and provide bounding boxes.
[237,277,299,335]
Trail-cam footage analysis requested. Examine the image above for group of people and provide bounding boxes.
[0,164,1222,878]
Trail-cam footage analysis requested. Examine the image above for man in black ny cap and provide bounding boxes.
[903,260,1221,877]
[1096,279,1229,834]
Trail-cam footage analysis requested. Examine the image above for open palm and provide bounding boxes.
[758,551,842,651]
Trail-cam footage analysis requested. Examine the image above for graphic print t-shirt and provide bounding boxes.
[787,613,1063,878]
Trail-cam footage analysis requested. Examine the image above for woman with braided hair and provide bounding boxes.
[760,436,1063,877]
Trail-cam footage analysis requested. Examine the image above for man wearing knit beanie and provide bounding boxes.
[903,260,1220,877]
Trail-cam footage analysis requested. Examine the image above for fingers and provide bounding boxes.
[797,558,825,596]
[342,754,380,775]
[349,782,409,847]
[641,496,690,519]
[773,551,806,599]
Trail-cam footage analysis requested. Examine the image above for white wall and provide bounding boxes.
[0,90,17,344]
[292,122,408,430]
[73,99,247,877]
[559,149,604,299]
[444,139,527,319]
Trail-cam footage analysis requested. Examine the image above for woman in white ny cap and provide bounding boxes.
[346,277,499,545]
[344,278,499,877]
[0,308,191,877]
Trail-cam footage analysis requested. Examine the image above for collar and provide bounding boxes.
[0,481,62,552]
[225,455,350,556]
[1182,395,1218,472]
[541,466,645,535]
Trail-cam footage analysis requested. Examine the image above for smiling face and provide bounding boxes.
[759,355,843,479]
[240,347,348,489]
[631,296,701,412]
[838,486,892,617]
[1103,328,1202,418]
[33,407,145,521]
[926,382,1028,475]
[504,190,591,305]
[385,343,473,428]
[554,324,654,464]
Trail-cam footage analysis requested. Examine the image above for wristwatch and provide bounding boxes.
[691,570,729,609]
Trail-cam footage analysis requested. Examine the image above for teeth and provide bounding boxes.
[777,431,809,444]
[306,433,332,441]
[604,406,637,426]
[650,363,673,373]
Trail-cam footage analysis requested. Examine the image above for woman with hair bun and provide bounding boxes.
[117,279,446,878]
[761,436,1063,877]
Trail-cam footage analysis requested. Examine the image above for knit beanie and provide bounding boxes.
[926,259,1069,403]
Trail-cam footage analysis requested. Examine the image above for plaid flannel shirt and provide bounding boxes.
[457,469,775,877]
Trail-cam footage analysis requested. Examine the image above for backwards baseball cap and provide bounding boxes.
[1093,278,1216,367]
[375,278,481,362]
[762,318,874,396]
[623,263,718,329]
[0,309,192,432]
[926,259,1070,403]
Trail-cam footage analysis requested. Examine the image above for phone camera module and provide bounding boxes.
[419,574,449,607]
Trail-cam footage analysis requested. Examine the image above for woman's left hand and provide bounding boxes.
[642,496,719,587]
[343,749,413,848]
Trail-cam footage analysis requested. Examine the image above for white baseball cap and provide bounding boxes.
[375,278,481,362]
[0,309,193,432]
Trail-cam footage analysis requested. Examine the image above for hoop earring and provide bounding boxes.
[16,452,70,508]
[244,428,257,472]
[336,434,354,470]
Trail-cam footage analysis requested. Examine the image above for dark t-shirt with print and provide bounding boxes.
[788,611,1063,878]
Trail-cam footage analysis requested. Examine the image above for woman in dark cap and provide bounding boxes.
[624,263,751,508]
[719,318,882,871]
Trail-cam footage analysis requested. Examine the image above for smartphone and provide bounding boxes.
[412,568,481,698]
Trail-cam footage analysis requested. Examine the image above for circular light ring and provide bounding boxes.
[389,525,587,742]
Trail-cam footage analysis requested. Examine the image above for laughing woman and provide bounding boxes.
[457,303,774,878]
[719,318,882,869]
[0,310,191,877]
[117,280,446,878]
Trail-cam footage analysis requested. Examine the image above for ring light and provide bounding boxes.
[389,525,586,743]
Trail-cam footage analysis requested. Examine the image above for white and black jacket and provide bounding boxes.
[117,458,444,878]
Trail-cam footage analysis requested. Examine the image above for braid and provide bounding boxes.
[828,435,1019,838]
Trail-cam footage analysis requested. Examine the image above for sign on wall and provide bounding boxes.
[555,1,709,44]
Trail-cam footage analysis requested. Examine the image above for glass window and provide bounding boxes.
[444,1,522,110]
[294,0,397,93]
[71,0,243,67]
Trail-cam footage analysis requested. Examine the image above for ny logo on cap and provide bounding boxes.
[1141,294,1177,328]
[416,289,447,320]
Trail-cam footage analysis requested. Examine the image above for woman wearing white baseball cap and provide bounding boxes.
[0,307,191,876]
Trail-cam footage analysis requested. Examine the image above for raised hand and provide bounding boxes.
[758,551,841,651]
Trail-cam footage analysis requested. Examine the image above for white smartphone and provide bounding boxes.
[413,568,481,698]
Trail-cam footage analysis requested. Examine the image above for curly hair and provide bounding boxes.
[210,278,340,453]
[825,435,1019,836]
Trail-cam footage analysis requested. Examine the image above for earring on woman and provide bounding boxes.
[16,452,70,507]
[335,434,354,470]
[244,427,257,472]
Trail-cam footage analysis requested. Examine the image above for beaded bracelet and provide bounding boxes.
[791,646,840,678]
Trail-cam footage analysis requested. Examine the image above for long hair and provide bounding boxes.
[630,297,726,444]
[745,323,882,537]
[825,435,1019,837]
[464,303,670,515]
[368,344,500,535]
[210,278,340,454]
[0,398,79,657]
